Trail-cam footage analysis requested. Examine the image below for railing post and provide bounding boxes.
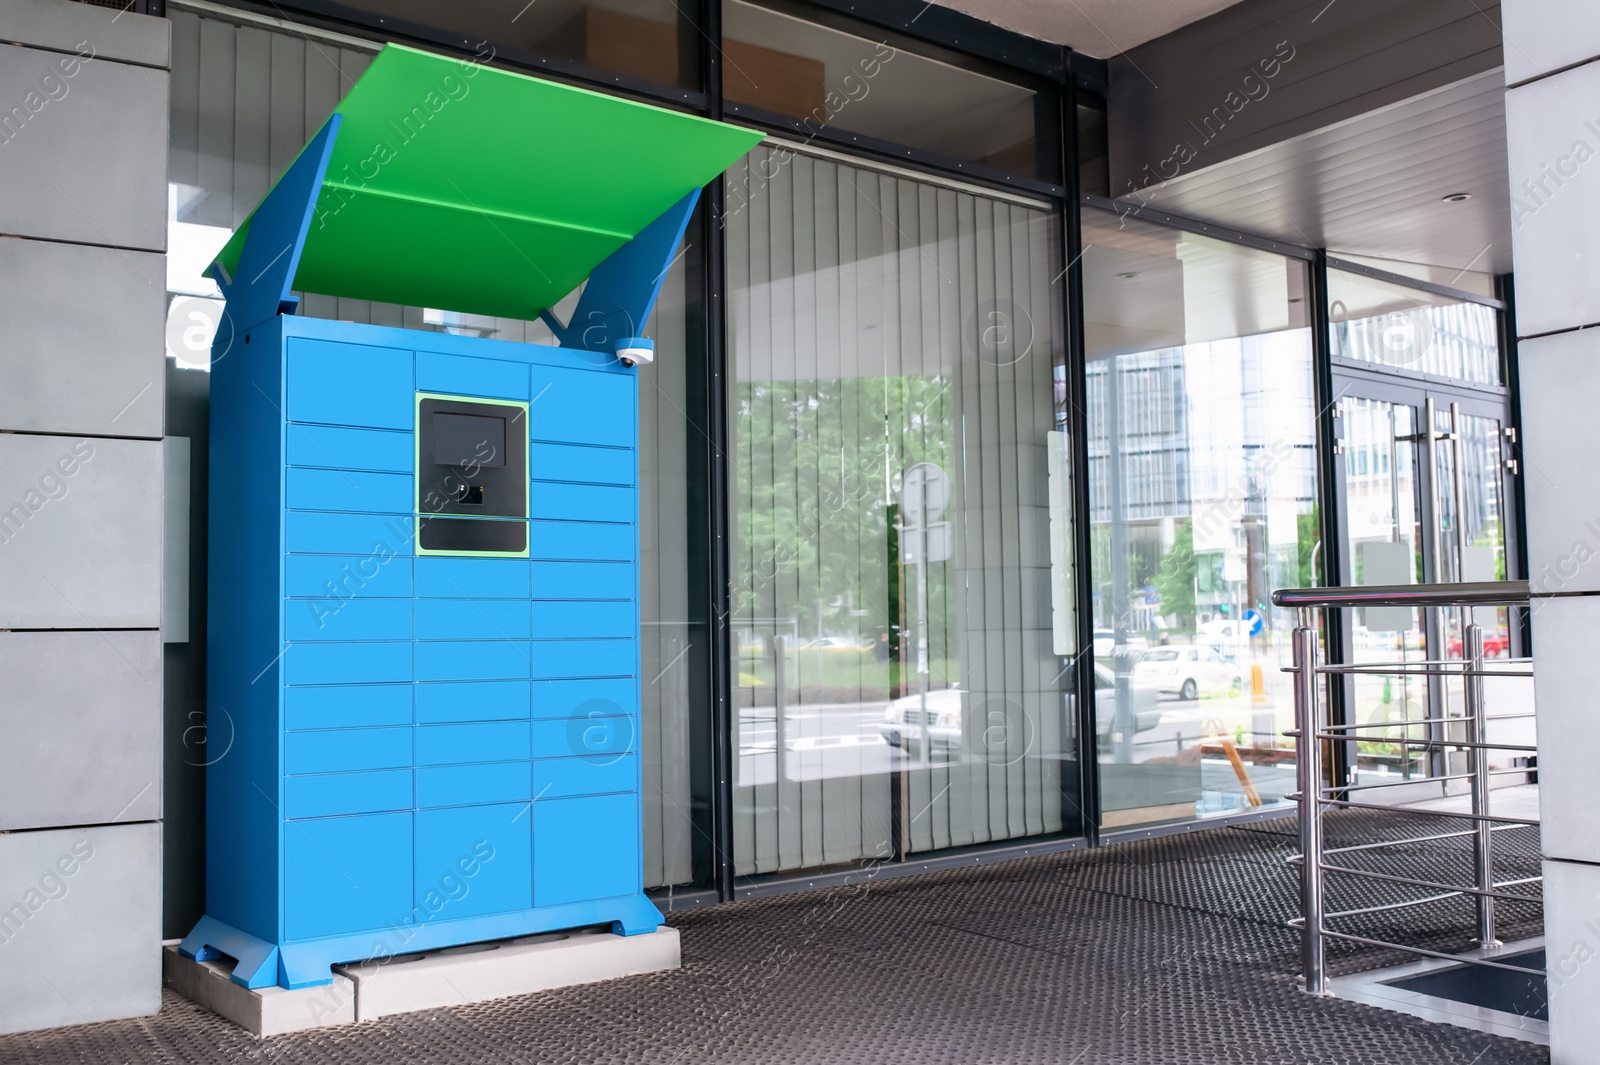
[1464,621,1499,947]
[1294,622,1327,994]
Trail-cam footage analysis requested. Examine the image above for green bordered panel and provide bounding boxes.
[414,391,531,558]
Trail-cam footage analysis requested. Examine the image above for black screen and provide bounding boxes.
[432,412,506,468]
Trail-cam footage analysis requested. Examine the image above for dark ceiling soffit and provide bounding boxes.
[1081,192,1316,262]
[1104,0,1504,194]
[1326,255,1507,310]
[796,0,1067,81]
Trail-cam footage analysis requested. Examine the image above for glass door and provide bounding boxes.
[1332,379,1515,789]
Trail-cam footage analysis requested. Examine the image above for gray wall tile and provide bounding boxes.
[1542,858,1600,1065]
[1532,595,1600,864]
[1503,0,1600,84]
[0,0,169,69]
[0,631,161,832]
[1505,61,1600,337]
[0,238,164,438]
[0,435,162,629]
[1517,330,1600,594]
[0,823,161,1035]
[0,45,167,251]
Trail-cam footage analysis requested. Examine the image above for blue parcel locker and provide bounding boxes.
[187,315,662,989]
[178,42,759,991]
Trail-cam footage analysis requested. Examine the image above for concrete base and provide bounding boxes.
[164,927,680,1035]
[163,947,356,1036]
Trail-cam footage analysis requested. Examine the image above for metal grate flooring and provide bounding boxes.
[0,810,1548,1064]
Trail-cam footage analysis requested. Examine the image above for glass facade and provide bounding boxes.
[722,0,1058,183]
[157,0,1516,895]
[1328,268,1501,385]
[306,0,701,90]
[725,146,1072,873]
[1081,207,1318,829]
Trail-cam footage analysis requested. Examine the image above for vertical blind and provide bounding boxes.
[726,145,1069,876]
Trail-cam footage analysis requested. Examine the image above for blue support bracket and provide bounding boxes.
[211,114,343,334]
[179,915,282,989]
[541,188,700,355]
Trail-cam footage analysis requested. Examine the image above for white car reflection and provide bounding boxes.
[878,686,963,754]
[877,665,1165,756]
[1131,645,1244,701]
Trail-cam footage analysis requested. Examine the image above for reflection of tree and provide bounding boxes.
[1153,519,1196,627]
[732,373,958,660]
[1296,507,1320,587]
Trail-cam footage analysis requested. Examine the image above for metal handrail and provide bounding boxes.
[1283,580,1539,996]
[1273,580,1530,608]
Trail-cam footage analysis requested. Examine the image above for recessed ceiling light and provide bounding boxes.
[1442,192,1472,203]
[1116,271,1140,279]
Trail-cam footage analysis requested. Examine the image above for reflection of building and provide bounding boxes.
[1087,332,1317,632]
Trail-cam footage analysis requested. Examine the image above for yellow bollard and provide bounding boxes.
[1250,661,1266,703]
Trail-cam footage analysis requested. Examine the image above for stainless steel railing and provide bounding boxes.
[1271,580,1539,995]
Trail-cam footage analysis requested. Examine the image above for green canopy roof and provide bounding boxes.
[216,44,761,321]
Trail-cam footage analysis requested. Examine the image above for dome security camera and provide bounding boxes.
[616,337,654,368]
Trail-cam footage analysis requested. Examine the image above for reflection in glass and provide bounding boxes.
[323,0,700,90]
[1342,397,1431,779]
[722,0,1055,182]
[726,145,1072,874]
[1329,269,1500,385]
[1082,208,1317,829]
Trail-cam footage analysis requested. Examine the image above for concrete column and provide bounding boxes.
[0,0,169,1035]
[1501,4,1600,1059]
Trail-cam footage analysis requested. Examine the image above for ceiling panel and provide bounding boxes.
[1114,70,1512,278]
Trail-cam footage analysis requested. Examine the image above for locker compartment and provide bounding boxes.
[415,557,530,598]
[533,715,634,760]
[287,424,413,473]
[528,366,633,447]
[529,481,634,524]
[416,352,530,401]
[285,770,413,819]
[415,803,531,919]
[284,642,414,686]
[531,677,638,719]
[285,512,414,556]
[529,638,635,679]
[287,339,414,429]
[531,561,634,600]
[286,727,412,775]
[416,598,533,640]
[529,520,634,562]
[416,721,532,766]
[534,753,637,799]
[285,597,413,642]
[286,684,413,731]
[531,600,635,640]
[534,795,638,905]
[530,441,634,486]
[285,554,414,599]
[416,762,532,808]
[415,640,532,682]
[285,812,413,940]
[287,468,412,514]
[415,679,531,723]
